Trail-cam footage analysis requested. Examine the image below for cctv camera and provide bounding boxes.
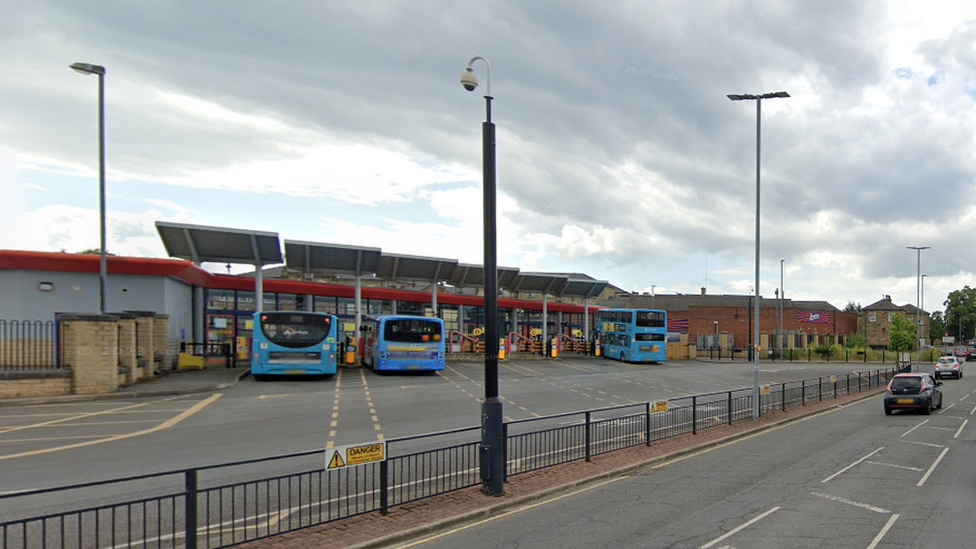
[460,69,478,92]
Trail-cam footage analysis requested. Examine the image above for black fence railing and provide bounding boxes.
[0,320,60,370]
[0,366,902,549]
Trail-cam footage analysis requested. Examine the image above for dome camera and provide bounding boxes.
[460,69,478,92]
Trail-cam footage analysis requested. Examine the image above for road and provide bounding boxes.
[0,358,900,494]
[392,373,976,549]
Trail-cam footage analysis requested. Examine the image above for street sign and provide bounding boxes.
[324,440,387,470]
[652,401,668,412]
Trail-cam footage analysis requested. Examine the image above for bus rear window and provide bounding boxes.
[383,319,442,343]
[635,311,665,328]
[260,313,332,348]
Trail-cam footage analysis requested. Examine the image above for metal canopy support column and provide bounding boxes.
[584,298,590,342]
[542,295,549,355]
[432,284,438,317]
[250,235,264,311]
[355,275,363,353]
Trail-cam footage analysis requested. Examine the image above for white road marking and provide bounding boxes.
[917,448,949,487]
[954,419,968,438]
[865,460,924,472]
[698,507,780,549]
[866,514,900,549]
[822,447,884,483]
[901,420,928,437]
[811,492,891,514]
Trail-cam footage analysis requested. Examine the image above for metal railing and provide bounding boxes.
[0,320,60,371]
[0,366,901,549]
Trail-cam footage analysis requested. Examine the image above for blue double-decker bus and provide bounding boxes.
[251,311,339,379]
[362,315,445,372]
[596,308,667,363]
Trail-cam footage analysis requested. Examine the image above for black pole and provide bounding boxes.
[480,95,504,495]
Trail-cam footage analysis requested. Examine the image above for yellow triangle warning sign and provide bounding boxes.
[327,450,346,469]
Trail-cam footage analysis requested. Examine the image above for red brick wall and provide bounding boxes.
[673,306,858,344]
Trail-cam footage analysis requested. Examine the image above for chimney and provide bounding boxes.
[885,294,891,301]
[701,287,706,296]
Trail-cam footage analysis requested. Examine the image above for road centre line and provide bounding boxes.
[698,506,780,549]
[954,419,968,438]
[939,403,956,412]
[822,447,884,483]
[970,404,976,416]
[917,448,949,487]
[901,420,928,437]
[866,514,900,549]
[388,476,628,549]
[962,394,970,401]
[810,492,891,514]
[0,393,222,462]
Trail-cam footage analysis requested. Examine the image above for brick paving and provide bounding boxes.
[235,387,884,549]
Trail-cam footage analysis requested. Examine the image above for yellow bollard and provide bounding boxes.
[499,338,506,360]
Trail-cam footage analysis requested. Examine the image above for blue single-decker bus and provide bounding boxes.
[251,311,338,379]
[363,315,445,372]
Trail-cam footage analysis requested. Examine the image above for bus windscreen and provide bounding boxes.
[259,313,332,348]
[383,319,443,343]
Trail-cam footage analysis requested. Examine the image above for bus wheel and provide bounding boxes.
[252,374,266,381]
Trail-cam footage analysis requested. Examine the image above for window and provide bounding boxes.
[888,313,893,322]
[869,313,877,322]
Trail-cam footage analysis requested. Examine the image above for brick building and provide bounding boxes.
[858,295,929,349]
[607,288,857,347]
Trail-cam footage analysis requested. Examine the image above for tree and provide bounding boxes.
[887,314,915,352]
[843,301,862,313]
[944,287,976,343]
[929,311,946,344]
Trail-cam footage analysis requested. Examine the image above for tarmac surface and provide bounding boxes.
[0,364,886,548]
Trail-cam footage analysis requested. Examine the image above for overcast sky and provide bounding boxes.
[2,0,975,314]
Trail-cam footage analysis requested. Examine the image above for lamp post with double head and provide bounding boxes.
[70,62,108,314]
[907,246,929,371]
[460,56,504,496]
[727,91,790,421]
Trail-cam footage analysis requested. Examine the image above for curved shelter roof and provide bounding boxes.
[375,252,458,284]
[155,221,282,266]
[283,240,381,276]
[449,263,521,289]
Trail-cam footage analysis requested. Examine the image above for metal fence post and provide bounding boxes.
[782,383,786,412]
[503,422,509,482]
[380,459,389,515]
[692,396,697,435]
[645,402,651,446]
[727,391,733,425]
[585,411,592,462]
[801,380,806,406]
[818,377,822,402]
[185,469,198,549]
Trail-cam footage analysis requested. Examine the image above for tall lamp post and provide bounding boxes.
[921,273,927,353]
[728,91,790,421]
[907,246,929,371]
[780,259,785,353]
[70,62,108,314]
[460,56,504,495]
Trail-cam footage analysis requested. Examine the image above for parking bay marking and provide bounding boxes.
[822,446,884,483]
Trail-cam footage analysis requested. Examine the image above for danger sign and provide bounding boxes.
[324,441,387,470]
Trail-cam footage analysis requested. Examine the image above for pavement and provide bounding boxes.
[0,365,251,407]
[0,364,887,548]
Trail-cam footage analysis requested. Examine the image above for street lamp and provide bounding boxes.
[728,90,790,421]
[780,259,785,353]
[70,62,108,314]
[907,246,929,371]
[460,56,503,495]
[921,273,927,352]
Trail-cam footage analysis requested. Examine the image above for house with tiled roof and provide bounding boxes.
[858,295,929,349]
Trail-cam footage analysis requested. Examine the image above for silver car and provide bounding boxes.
[935,356,963,380]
